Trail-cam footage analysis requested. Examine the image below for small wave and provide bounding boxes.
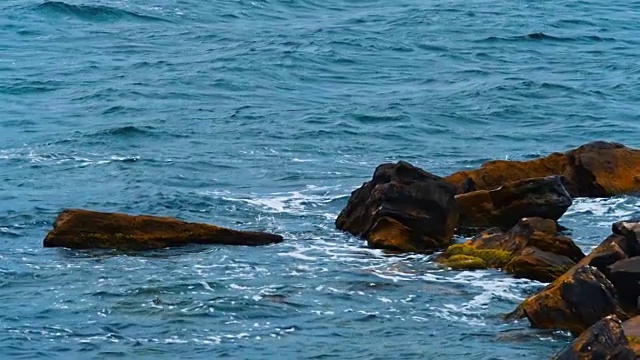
[84,125,187,140]
[477,32,614,43]
[91,125,155,138]
[34,1,172,23]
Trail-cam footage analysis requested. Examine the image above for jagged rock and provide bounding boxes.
[509,223,639,326]
[444,141,640,197]
[456,176,572,230]
[505,247,577,283]
[336,161,459,252]
[519,265,627,335]
[553,315,635,360]
[612,221,640,256]
[437,217,584,281]
[608,257,640,310]
[43,209,284,250]
[622,316,640,357]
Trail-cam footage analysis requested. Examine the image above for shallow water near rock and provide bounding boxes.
[2,0,640,358]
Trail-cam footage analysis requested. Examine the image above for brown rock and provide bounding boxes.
[437,218,584,281]
[455,176,572,230]
[505,246,577,283]
[444,141,640,197]
[520,265,627,335]
[608,257,640,310]
[336,161,459,252]
[553,315,635,360]
[43,209,284,250]
[509,225,638,326]
[622,316,640,356]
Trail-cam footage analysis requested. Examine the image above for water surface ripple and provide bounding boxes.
[2,0,640,358]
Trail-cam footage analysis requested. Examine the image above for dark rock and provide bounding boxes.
[444,141,640,197]
[553,315,635,360]
[608,257,640,310]
[504,246,577,283]
[43,209,284,250]
[455,176,572,230]
[336,161,459,252]
[520,265,627,335]
[583,234,631,277]
[612,221,640,257]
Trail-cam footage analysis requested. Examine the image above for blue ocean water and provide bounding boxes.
[2,0,640,358]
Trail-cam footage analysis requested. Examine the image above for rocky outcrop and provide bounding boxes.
[455,176,572,230]
[336,161,459,252]
[437,217,584,281]
[43,209,284,250]
[553,315,635,360]
[519,265,627,335]
[511,220,640,334]
[444,141,640,197]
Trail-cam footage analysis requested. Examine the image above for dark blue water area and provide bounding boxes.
[2,0,640,358]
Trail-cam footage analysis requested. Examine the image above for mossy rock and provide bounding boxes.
[627,336,640,345]
[441,243,514,268]
[440,254,487,270]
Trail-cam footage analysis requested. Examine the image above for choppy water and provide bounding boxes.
[2,0,640,358]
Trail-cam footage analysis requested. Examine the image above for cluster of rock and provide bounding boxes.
[335,141,640,359]
[41,140,640,358]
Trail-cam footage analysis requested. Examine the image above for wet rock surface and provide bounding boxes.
[553,315,635,360]
[455,175,572,230]
[437,217,584,281]
[336,161,459,252]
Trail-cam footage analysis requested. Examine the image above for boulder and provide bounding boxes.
[456,176,572,230]
[553,315,635,360]
[622,316,640,356]
[519,265,627,335]
[507,221,638,334]
[608,257,640,310]
[444,141,640,197]
[504,247,577,283]
[437,217,584,281]
[336,161,459,252]
[43,209,284,250]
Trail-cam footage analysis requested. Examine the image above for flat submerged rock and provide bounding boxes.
[43,209,284,251]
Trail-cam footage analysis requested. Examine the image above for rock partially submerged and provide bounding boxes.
[519,265,627,335]
[335,161,459,252]
[43,209,284,250]
[553,315,635,360]
[456,176,572,230]
[437,217,584,282]
[511,220,640,334]
[445,141,640,197]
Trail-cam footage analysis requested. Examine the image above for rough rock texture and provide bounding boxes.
[608,257,640,310]
[520,265,627,335]
[509,220,640,333]
[553,315,635,360]
[43,209,284,250]
[455,176,572,230]
[444,141,640,197]
[505,247,577,283]
[622,316,640,357]
[336,161,459,252]
[437,217,584,281]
